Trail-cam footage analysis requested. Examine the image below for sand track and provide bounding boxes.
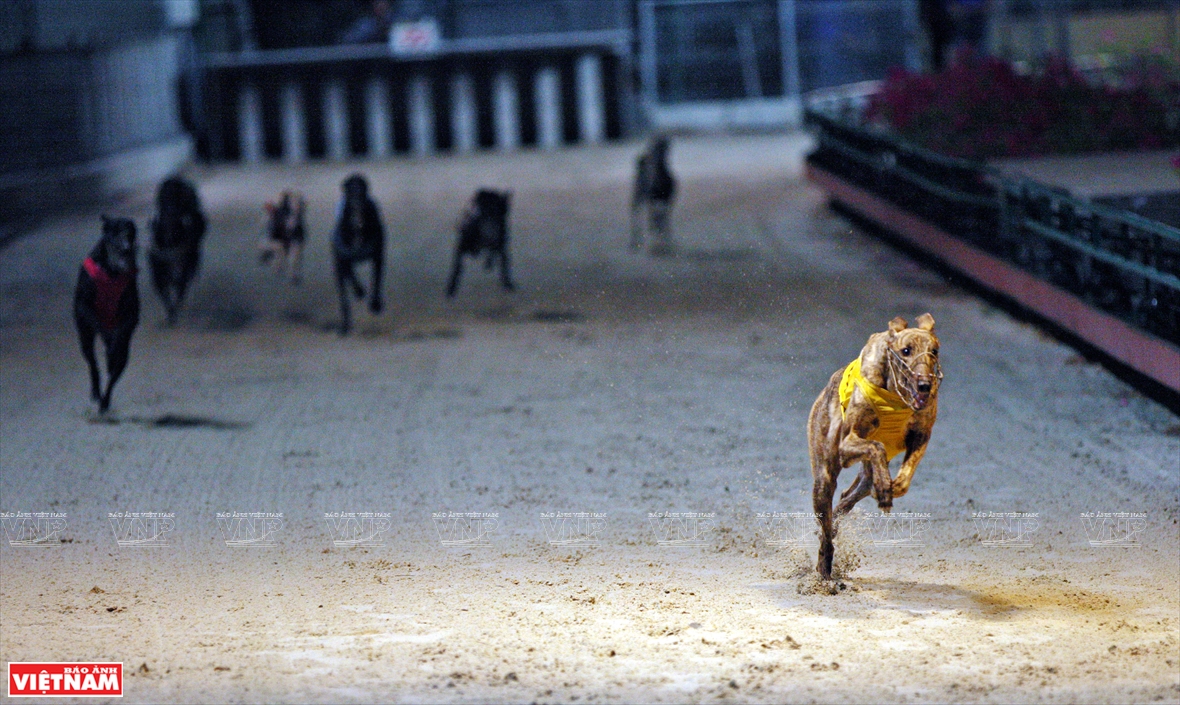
[1,133,1177,703]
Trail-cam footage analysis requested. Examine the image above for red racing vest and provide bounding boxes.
[82,257,134,331]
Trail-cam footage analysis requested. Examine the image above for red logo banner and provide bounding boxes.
[8,663,123,697]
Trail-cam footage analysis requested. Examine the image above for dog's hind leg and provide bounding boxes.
[629,198,643,250]
[100,334,132,413]
[150,257,177,324]
[368,255,383,314]
[808,386,843,580]
[77,324,102,403]
[289,242,303,285]
[335,255,365,300]
[649,202,673,256]
[812,468,838,580]
[498,249,514,291]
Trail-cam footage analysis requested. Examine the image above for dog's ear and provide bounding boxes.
[888,316,908,334]
[915,312,935,331]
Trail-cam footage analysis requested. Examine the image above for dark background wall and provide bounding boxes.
[245,0,630,49]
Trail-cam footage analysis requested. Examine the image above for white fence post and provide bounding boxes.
[534,66,562,150]
[364,76,391,159]
[450,72,477,153]
[493,69,520,151]
[575,53,604,144]
[238,81,263,164]
[777,0,803,125]
[279,81,306,163]
[408,73,435,157]
[323,79,349,161]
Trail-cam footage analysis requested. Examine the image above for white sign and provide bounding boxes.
[390,19,441,56]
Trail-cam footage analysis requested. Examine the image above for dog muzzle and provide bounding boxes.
[887,348,942,411]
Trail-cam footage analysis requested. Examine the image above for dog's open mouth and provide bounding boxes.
[911,392,931,410]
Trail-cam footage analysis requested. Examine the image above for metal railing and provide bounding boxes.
[805,107,1180,346]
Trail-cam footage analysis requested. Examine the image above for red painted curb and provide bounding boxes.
[806,162,1180,393]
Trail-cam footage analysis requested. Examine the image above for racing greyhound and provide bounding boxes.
[630,136,677,255]
[332,174,385,335]
[807,314,942,580]
[75,216,141,413]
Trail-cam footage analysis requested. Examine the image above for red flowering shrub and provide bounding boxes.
[865,50,1179,159]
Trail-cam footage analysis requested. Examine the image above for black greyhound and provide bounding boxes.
[75,216,140,413]
[630,136,677,255]
[149,176,206,324]
[446,189,513,297]
[333,174,384,335]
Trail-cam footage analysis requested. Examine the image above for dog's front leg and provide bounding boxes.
[77,324,102,403]
[891,435,929,499]
[445,249,464,298]
[288,242,303,284]
[100,333,132,413]
[499,248,514,291]
[151,252,182,324]
[368,253,384,313]
[838,433,893,512]
[334,259,353,336]
[629,198,643,249]
[174,252,198,315]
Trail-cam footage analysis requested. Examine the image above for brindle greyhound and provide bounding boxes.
[630,136,677,255]
[807,314,942,580]
[259,191,306,284]
[332,174,384,335]
[75,216,141,413]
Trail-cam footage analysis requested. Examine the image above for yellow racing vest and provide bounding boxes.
[838,357,913,461]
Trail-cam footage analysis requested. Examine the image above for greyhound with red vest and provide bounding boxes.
[75,216,141,413]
